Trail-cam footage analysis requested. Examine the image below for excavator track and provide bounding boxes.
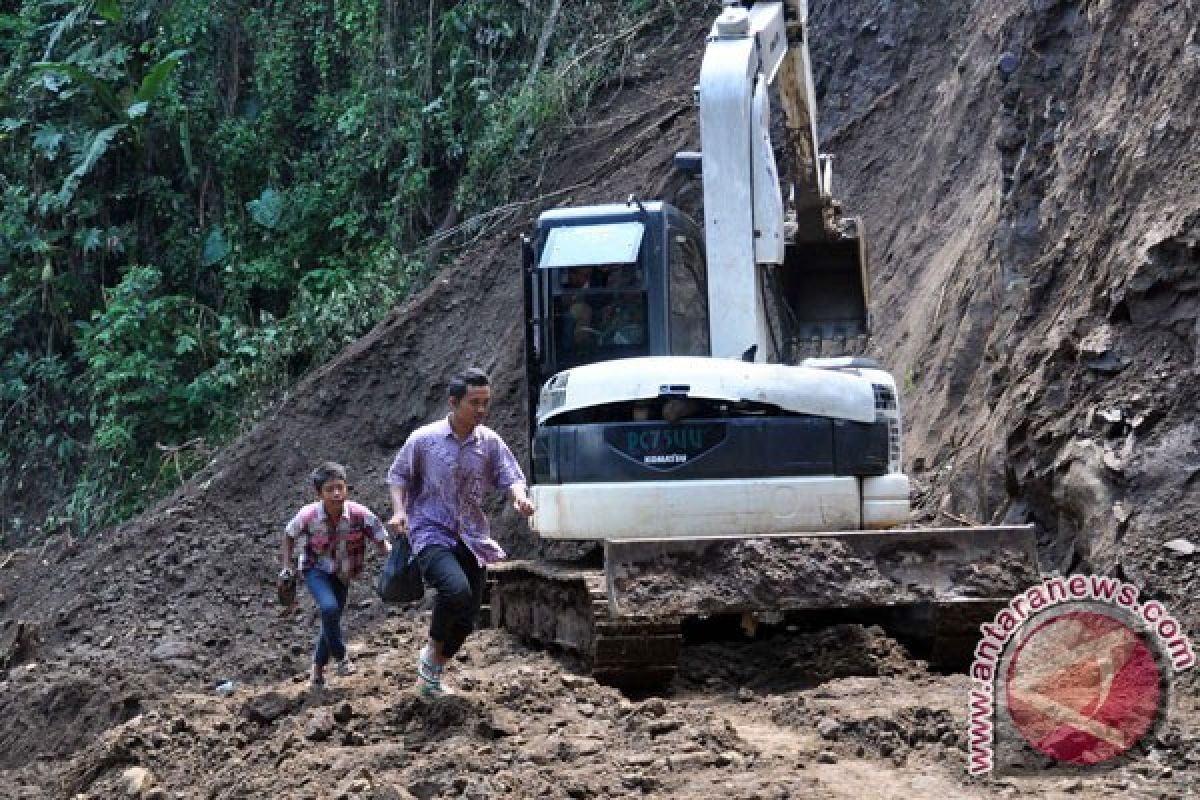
[488,559,682,689]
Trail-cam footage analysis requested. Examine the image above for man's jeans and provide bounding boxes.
[416,540,485,658]
[304,568,348,667]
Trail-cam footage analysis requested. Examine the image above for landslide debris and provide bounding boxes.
[2,0,1200,797]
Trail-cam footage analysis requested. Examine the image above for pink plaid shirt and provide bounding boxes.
[285,500,387,581]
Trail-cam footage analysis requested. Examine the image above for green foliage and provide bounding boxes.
[77,266,217,459]
[247,189,283,231]
[0,0,708,539]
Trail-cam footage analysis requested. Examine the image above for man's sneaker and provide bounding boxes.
[416,645,449,697]
[335,657,356,677]
[416,646,443,682]
[416,673,447,697]
[309,671,326,691]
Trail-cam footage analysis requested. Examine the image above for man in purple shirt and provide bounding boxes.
[386,367,535,696]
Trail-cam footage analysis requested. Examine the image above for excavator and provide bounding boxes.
[489,0,1040,687]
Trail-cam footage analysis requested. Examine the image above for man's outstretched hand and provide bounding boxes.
[512,494,535,518]
[386,511,409,537]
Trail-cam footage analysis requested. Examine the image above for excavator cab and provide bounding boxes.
[523,201,708,403]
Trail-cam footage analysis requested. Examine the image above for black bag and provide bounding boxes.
[376,536,424,603]
[277,573,297,607]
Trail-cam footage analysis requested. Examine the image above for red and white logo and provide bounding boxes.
[967,576,1193,775]
[1001,606,1163,766]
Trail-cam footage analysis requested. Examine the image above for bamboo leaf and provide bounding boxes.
[133,50,187,105]
[57,124,126,206]
[33,124,65,160]
[31,61,125,121]
[179,111,197,185]
[78,228,104,255]
[95,0,122,22]
[202,227,230,267]
[175,334,198,355]
[41,3,91,60]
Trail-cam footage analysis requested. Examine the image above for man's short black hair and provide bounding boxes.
[448,367,490,400]
[311,461,347,492]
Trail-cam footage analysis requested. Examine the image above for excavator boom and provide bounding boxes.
[698,0,870,354]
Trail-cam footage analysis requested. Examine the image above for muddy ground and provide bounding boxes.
[2,0,1199,797]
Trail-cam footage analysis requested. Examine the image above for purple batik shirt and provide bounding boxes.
[386,416,527,565]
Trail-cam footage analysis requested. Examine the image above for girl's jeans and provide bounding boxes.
[416,540,486,659]
[304,568,348,667]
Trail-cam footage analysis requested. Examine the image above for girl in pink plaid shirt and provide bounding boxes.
[282,462,390,689]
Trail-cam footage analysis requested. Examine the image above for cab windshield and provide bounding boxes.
[551,264,649,367]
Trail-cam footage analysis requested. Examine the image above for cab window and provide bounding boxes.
[551,264,649,367]
[668,234,708,356]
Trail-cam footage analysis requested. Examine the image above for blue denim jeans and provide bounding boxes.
[304,568,348,667]
[416,540,486,659]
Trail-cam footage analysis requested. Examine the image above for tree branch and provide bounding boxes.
[523,0,563,93]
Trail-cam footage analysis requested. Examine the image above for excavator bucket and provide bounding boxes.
[772,0,872,345]
[776,217,871,343]
[604,525,1039,664]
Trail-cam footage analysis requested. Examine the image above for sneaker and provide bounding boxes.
[416,673,446,697]
[416,646,448,697]
[309,671,326,691]
[416,646,443,680]
[335,657,356,677]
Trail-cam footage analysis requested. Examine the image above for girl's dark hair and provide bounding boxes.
[311,461,347,491]
[448,367,489,400]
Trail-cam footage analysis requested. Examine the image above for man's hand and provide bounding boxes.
[386,510,409,536]
[512,492,535,518]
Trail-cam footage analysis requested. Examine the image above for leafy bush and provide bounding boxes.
[0,0,706,539]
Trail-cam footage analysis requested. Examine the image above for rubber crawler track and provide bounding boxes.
[488,559,682,689]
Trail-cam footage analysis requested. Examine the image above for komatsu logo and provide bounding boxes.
[605,424,724,471]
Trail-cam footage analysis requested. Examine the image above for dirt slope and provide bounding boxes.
[816,0,1200,609]
[2,1,1199,797]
